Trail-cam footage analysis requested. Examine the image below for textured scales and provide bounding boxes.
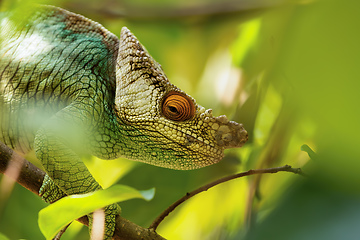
[0,5,247,239]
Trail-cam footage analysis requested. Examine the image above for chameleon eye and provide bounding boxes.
[162,91,195,121]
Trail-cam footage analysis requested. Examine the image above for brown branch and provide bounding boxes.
[0,141,166,240]
[0,142,45,195]
[149,165,304,230]
[65,0,296,21]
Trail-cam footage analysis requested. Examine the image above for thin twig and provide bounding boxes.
[149,165,304,230]
[53,223,72,240]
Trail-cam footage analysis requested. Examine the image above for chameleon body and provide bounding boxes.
[0,5,247,239]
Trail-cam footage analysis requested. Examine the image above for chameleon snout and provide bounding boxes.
[212,115,248,149]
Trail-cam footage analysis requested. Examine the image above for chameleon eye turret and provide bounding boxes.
[162,91,195,121]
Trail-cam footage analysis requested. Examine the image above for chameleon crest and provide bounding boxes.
[115,27,248,170]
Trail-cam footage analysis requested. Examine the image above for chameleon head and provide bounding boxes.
[115,27,248,170]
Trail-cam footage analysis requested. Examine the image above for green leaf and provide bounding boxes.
[38,184,155,240]
[301,144,317,160]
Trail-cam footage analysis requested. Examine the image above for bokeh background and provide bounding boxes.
[1,0,360,239]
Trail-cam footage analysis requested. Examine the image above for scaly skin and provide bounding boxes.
[0,5,248,239]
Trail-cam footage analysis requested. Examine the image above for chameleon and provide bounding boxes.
[0,5,248,239]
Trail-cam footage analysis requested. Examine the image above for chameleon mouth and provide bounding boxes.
[184,116,248,150]
[183,115,248,169]
[164,113,248,169]
[180,132,226,169]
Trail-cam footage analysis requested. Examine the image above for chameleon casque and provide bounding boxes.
[0,5,248,239]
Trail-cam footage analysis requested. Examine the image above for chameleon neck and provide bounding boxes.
[88,104,145,160]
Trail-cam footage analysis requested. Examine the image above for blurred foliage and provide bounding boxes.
[1,0,360,239]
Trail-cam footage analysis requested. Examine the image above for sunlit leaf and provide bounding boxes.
[231,18,261,66]
[83,156,137,188]
[38,185,155,240]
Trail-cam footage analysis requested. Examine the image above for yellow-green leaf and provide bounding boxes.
[38,185,155,240]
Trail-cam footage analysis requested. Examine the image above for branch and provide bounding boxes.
[66,0,291,20]
[149,165,304,230]
[0,141,166,240]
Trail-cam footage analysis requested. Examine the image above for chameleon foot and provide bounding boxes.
[39,174,67,203]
